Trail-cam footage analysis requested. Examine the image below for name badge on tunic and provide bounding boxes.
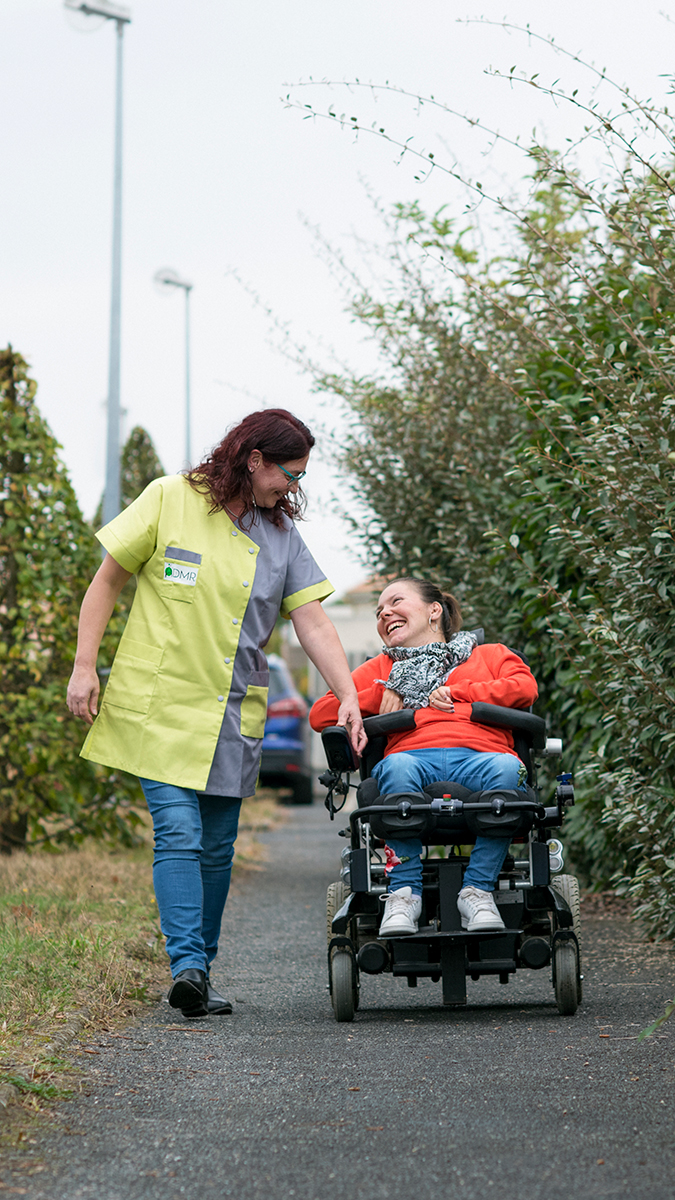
[164,562,199,586]
[163,546,202,587]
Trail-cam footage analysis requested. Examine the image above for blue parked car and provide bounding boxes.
[259,654,313,804]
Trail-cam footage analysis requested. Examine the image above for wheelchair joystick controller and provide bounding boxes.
[319,768,351,820]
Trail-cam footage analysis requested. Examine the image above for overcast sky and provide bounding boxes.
[2,0,674,596]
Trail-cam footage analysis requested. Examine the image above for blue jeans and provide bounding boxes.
[140,778,241,978]
[372,748,526,896]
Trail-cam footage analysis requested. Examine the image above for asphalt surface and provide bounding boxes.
[4,803,675,1200]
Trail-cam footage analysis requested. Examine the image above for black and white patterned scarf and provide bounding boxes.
[376,631,477,710]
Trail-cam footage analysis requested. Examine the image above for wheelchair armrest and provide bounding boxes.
[470,702,547,750]
[321,726,358,773]
[362,710,416,738]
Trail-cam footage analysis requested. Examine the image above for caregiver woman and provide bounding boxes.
[67,409,366,1019]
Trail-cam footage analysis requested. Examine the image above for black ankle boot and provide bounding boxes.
[206,981,233,1015]
[167,969,208,1018]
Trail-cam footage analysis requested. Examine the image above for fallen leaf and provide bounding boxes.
[347,1087,360,1092]
[250,1072,260,1076]
[599,1034,610,1038]
[597,1159,605,1166]
[366,1126,384,1131]
[164,1026,212,1034]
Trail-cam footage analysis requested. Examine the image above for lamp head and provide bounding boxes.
[154,268,193,294]
[64,0,131,23]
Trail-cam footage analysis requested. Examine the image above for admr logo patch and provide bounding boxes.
[164,563,198,586]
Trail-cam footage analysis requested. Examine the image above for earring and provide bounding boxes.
[428,617,439,633]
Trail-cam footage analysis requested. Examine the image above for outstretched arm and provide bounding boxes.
[66,554,133,725]
[290,600,367,755]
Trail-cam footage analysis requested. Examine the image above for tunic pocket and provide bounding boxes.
[240,684,269,739]
[103,639,164,715]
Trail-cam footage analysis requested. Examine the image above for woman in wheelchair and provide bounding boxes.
[309,578,538,940]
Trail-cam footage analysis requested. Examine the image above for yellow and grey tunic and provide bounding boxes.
[81,475,333,796]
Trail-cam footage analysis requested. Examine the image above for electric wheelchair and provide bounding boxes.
[318,643,581,1023]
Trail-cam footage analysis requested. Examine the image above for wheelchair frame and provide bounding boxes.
[319,700,582,1022]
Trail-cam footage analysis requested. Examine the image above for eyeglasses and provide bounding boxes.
[275,464,306,483]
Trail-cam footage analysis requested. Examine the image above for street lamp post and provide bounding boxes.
[65,0,132,524]
[154,269,194,468]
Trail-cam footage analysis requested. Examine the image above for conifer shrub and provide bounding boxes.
[0,348,142,850]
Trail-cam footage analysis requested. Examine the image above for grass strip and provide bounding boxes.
[0,790,286,1113]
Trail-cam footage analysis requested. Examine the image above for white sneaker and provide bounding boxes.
[457,886,505,932]
[379,887,422,936]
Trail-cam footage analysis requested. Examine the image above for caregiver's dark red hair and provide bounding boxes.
[186,408,315,527]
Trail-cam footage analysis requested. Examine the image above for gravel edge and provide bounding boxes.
[0,1008,90,1121]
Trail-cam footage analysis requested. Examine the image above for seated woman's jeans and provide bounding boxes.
[139,778,241,978]
[372,748,526,896]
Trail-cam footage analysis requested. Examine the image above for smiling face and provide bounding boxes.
[376,580,444,648]
[248,451,309,509]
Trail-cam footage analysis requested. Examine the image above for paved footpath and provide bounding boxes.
[4,804,675,1200]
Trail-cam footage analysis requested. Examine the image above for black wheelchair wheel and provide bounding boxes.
[554,941,580,1016]
[330,949,356,1023]
[326,880,349,945]
[551,874,582,1004]
[551,874,581,935]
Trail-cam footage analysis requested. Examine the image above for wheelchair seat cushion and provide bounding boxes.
[356,777,380,807]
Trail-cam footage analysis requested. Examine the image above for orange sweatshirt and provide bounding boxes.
[309,643,538,758]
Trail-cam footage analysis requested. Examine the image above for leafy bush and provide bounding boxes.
[300,54,675,933]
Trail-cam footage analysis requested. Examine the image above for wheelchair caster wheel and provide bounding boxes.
[553,941,581,1015]
[330,949,358,1022]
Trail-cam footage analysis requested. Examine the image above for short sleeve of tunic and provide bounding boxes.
[95,478,163,573]
[279,524,335,617]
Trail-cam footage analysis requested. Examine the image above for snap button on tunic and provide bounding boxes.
[232,618,238,625]
[224,657,231,664]
[243,581,249,587]
[217,695,224,702]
